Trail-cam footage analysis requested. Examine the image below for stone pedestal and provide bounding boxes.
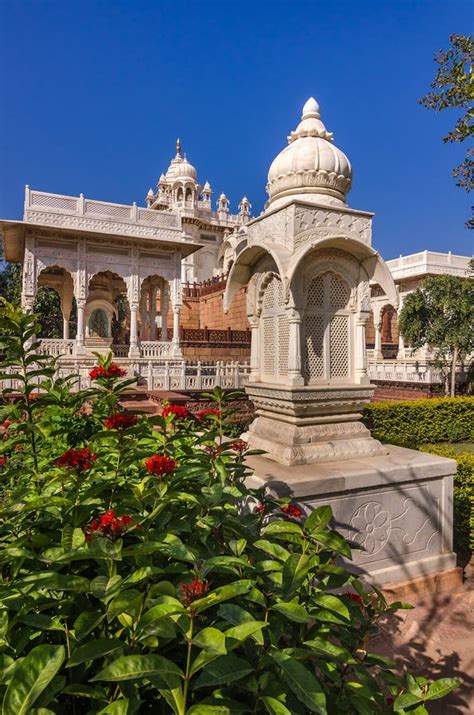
[246,446,457,587]
[245,382,386,465]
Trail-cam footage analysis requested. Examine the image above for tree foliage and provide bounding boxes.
[398,275,474,396]
[0,300,459,713]
[420,34,474,225]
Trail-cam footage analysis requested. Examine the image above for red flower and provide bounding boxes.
[89,363,127,381]
[145,453,177,477]
[162,404,190,420]
[254,504,266,513]
[0,457,6,467]
[281,504,303,519]
[228,439,248,455]
[196,408,221,421]
[104,413,139,430]
[84,510,133,541]
[346,592,364,605]
[204,444,224,459]
[2,421,11,429]
[56,448,96,472]
[179,578,209,606]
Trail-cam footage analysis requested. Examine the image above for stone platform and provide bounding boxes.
[246,446,458,588]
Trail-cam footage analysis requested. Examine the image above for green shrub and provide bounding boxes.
[0,301,459,713]
[363,397,474,446]
[419,444,473,559]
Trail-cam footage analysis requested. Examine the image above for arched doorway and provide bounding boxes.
[86,271,129,355]
[36,266,76,340]
[89,308,109,338]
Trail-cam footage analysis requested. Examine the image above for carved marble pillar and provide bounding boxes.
[129,304,140,358]
[76,299,86,355]
[170,276,182,356]
[248,316,259,382]
[286,307,304,386]
[373,313,383,360]
[161,282,169,341]
[355,312,370,383]
[21,235,37,311]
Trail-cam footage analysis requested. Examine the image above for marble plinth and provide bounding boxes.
[246,446,457,587]
[245,382,386,465]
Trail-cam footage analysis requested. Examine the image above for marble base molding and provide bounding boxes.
[245,382,386,465]
[246,446,457,588]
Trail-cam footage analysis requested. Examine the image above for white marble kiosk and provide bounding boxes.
[225,98,457,588]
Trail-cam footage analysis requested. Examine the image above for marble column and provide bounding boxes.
[248,316,259,382]
[129,304,140,358]
[75,300,86,355]
[355,313,369,383]
[63,317,69,340]
[172,305,182,356]
[161,283,169,341]
[286,307,304,385]
[374,314,383,360]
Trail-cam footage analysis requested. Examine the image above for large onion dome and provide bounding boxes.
[266,97,352,209]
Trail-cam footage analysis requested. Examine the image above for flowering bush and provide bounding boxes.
[0,300,459,714]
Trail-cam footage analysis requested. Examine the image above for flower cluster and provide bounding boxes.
[254,504,266,513]
[84,510,132,541]
[346,592,364,605]
[196,408,221,421]
[2,421,11,429]
[145,453,177,477]
[56,448,96,472]
[228,439,248,455]
[0,457,6,468]
[104,413,139,430]
[179,578,209,606]
[281,504,303,519]
[162,404,190,420]
[89,363,127,381]
[204,444,224,460]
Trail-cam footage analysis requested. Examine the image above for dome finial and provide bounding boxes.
[302,97,320,120]
[176,138,181,157]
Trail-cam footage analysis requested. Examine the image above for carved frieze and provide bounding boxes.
[294,206,372,247]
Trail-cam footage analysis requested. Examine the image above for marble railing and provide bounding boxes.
[368,359,443,384]
[37,339,76,357]
[140,341,174,358]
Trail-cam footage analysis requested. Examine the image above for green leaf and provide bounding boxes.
[254,539,290,562]
[194,655,253,689]
[262,696,292,715]
[393,691,423,709]
[2,645,65,715]
[271,651,326,714]
[313,594,350,620]
[304,637,354,662]
[272,600,310,623]
[282,554,311,596]
[224,621,268,647]
[192,580,253,613]
[21,573,90,592]
[304,506,333,532]
[61,525,85,551]
[73,610,105,640]
[61,684,107,700]
[67,638,123,667]
[91,654,183,684]
[311,529,351,557]
[425,678,459,700]
[139,602,186,631]
[98,701,136,715]
[262,522,303,537]
[192,627,226,654]
[187,706,231,714]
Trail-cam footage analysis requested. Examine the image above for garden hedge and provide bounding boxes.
[363,397,474,446]
[419,445,473,560]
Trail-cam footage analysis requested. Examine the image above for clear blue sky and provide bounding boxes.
[0,0,472,259]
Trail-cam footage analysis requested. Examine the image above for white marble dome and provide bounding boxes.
[165,141,197,182]
[266,97,352,208]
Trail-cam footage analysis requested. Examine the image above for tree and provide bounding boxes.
[399,275,474,396]
[420,34,474,226]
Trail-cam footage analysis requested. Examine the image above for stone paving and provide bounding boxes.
[373,586,474,713]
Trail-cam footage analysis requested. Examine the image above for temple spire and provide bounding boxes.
[176,138,181,157]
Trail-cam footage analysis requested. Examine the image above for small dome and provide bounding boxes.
[203,180,212,192]
[266,97,352,209]
[165,141,197,181]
